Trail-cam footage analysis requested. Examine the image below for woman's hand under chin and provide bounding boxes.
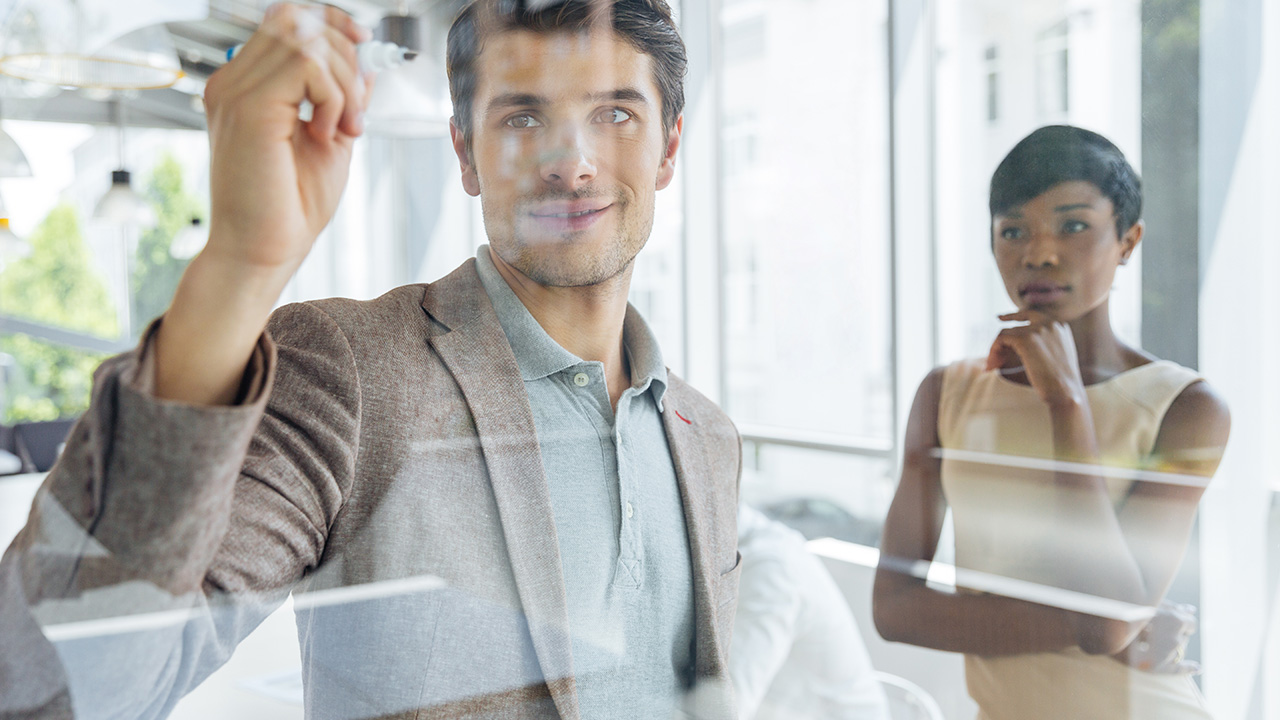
[987,310,1089,409]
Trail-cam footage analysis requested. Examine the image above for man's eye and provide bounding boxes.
[594,108,633,124]
[1063,220,1088,233]
[1000,227,1024,240]
[505,114,542,129]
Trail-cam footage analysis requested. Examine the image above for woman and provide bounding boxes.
[872,125,1229,719]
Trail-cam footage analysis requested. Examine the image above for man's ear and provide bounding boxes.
[450,117,481,197]
[1120,219,1144,264]
[655,115,683,191]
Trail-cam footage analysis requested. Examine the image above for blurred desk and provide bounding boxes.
[0,472,45,550]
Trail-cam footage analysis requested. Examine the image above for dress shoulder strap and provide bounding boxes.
[937,358,988,447]
[1107,360,1203,427]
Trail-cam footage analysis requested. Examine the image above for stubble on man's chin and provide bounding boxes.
[491,205,653,290]
[499,239,641,290]
[481,181,656,289]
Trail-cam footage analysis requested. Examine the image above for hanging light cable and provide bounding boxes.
[93,99,154,226]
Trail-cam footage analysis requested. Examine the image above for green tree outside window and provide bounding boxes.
[1,151,202,423]
[0,204,116,422]
[133,153,202,329]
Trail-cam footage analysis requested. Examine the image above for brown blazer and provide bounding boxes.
[3,259,742,720]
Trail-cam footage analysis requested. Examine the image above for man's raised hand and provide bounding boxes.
[203,2,373,272]
[154,3,374,406]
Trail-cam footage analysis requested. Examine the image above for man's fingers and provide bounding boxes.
[220,3,369,140]
[304,63,344,141]
[322,3,372,45]
[314,24,364,137]
[262,3,328,47]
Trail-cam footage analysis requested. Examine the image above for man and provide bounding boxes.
[0,1,741,718]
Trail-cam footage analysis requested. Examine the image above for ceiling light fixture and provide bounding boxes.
[93,100,154,226]
[0,2,187,91]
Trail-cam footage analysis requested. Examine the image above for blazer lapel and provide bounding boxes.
[423,262,579,720]
[661,395,730,681]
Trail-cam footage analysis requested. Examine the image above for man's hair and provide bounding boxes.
[446,0,687,148]
[989,125,1143,239]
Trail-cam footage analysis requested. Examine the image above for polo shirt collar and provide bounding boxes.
[474,245,668,410]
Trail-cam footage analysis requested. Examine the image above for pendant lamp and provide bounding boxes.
[93,100,154,226]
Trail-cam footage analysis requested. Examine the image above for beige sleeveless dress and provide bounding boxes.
[937,357,1212,720]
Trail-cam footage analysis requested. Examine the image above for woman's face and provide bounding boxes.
[992,180,1141,322]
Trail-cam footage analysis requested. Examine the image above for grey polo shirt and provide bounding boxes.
[474,246,695,718]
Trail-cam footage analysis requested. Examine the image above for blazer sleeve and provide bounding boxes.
[0,301,362,718]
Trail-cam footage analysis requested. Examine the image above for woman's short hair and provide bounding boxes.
[989,125,1142,238]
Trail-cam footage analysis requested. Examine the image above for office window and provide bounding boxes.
[0,122,207,421]
[1037,20,1071,117]
[985,45,999,122]
[717,0,893,542]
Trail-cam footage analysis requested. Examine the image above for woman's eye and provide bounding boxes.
[594,108,633,124]
[1000,227,1024,241]
[1063,220,1088,233]
[505,114,541,129]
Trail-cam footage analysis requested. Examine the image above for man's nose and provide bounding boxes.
[539,127,598,191]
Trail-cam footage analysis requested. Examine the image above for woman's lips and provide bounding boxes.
[1020,283,1069,305]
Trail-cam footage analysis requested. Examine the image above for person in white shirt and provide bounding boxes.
[731,504,891,720]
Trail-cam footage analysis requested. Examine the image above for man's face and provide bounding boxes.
[451,28,681,288]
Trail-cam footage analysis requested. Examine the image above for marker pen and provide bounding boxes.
[225,41,419,73]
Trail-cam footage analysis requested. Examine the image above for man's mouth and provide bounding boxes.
[526,200,615,232]
[533,207,608,219]
[529,199,613,217]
